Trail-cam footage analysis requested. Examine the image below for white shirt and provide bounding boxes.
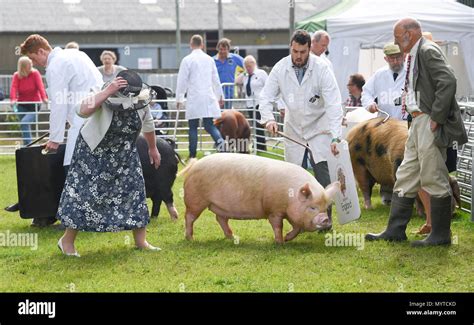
[362,65,406,120]
[406,38,422,113]
[238,68,268,108]
[46,47,103,165]
[175,49,223,120]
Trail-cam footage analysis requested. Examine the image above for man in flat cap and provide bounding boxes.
[362,43,406,120]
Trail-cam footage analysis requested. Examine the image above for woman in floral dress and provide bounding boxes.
[57,74,161,256]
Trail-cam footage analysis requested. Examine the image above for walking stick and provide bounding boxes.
[374,108,390,127]
[276,131,317,166]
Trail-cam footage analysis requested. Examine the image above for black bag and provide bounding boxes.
[15,144,66,219]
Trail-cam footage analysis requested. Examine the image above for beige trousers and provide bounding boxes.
[393,113,452,198]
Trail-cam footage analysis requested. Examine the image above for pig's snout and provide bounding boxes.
[311,213,331,231]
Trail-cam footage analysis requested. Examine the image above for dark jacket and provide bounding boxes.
[414,37,468,147]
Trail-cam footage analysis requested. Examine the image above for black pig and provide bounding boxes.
[137,136,179,220]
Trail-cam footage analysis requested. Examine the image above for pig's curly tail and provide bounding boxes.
[177,158,198,178]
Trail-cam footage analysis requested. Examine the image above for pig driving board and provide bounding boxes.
[326,140,361,224]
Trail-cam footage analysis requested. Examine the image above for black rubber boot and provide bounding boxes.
[312,161,333,232]
[365,194,414,242]
[411,195,452,247]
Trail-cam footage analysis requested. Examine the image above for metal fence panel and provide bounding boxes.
[1,98,472,217]
[0,97,285,157]
[457,103,474,217]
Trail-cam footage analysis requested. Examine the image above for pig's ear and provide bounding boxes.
[298,183,312,201]
[325,182,341,203]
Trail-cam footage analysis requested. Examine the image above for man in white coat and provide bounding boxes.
[260,30,343,230]
[362,43,406,120]
[20,34,103,169]
[311,30,334,72]
[176,35,224,158]
[20,34,103,227]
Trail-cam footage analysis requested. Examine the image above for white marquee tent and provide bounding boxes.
[297,0,474,100]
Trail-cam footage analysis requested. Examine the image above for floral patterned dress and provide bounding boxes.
[57,108,149,232]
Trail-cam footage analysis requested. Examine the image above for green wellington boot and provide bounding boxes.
[412,195,452,247]
[366,194,415,242]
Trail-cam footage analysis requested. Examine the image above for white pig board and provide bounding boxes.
[326,140,361,225]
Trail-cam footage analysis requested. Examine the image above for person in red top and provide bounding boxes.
[10,56,47,145]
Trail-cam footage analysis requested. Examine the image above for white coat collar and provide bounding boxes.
[46,47,62,70]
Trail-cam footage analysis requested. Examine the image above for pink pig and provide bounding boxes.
[180,153,340,243]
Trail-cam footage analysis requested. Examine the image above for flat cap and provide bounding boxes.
[383,43,401,55]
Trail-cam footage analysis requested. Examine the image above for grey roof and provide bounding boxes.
[0,0,340,32]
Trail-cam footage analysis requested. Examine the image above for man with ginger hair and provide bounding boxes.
[20,34,103,170]
[365,18,467,247]
[19,34,102,227]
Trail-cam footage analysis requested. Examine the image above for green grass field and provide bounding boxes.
[0,154,472,292]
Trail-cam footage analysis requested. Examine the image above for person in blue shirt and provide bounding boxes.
[213,38,244,109]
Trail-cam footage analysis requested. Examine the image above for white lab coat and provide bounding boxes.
[320,53,334,72]
[175,49,223,120]
[259,54,342,165]
[46,47,103,165]
[361,65,406,120]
